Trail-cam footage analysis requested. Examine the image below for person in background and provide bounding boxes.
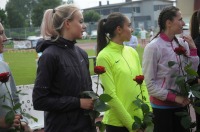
[190,9,200,130]
[0,23,31,132]
[32,4,96,132]
[123,30,138,49]
[149,29,154,41]
[96,12,150,132]
[143,6,199,132]
[139,27,147,47]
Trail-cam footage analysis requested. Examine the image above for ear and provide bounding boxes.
[166,19,172,28]
[63,20,70,29]
[116,26,122,34]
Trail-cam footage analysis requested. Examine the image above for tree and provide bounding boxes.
[32,0,62,27]
[5,0,37,28]
[83,10,100,23]
[0,9,8,28]
[83,10,100,34]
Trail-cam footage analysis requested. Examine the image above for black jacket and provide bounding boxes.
[33,37,95,132]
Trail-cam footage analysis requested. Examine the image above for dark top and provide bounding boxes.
[33,37,95,132]
[194,34,200,78]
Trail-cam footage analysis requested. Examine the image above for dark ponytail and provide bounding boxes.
[190,10,200,40]
[96,19,108,55]
[96,12,126,55]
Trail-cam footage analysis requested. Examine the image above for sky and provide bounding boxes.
[0,0,126,9]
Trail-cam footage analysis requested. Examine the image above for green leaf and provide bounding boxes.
[132,122,141,130]
[22,113,38,122]
[99,94,112,102]
[13,103,21,111]
[168,61,177,67]
[134,116,142,124]
[175,76,185,87]
[184,67,198,76]
[95,121,106,132]
[143,113,153,125]
[133,98,143,108]
[180,116,191,129]
[141,103,150,114]
[100,83,104,91]
[192,91,200,99]
[2,105,13,111]
[16,90,22,94]
[132,116,142,130]
[5,111,15,125]
[94,99,110,112]
[190,84,200,91]
[81,91,98,99]
[145,123,154,132]
[184,62,192,69]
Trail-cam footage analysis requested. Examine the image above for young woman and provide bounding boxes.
[96,12,150,132]
[0,23,31,132]
[32,4,96,132]
[143,6,199,132]
[190,9,200,130]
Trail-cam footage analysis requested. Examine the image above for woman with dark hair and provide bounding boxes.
[96,12,150,132]
[190,9,200,130]
[143,6,199,132]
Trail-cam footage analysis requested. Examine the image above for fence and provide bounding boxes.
[5,27,40,39]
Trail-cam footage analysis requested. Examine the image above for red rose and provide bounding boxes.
[0,72,10,83]
[174,46,186,56]
[133,75,144,85]
[94,66,106,74]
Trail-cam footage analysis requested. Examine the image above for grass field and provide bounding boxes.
[4,45,144,85]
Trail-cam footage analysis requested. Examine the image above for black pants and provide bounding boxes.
[195,99,200,131]
[196,112,200,131]
[106,125,129,132]
[153,107,190,132]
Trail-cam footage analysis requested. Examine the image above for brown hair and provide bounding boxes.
[190,10,200,40]
[96,12,126,55]
[152,6,179,41]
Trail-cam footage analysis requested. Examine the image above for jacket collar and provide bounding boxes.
[108,41,124,51]
[160,33,173,42]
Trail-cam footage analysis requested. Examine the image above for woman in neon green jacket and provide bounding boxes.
[96,12,151,132]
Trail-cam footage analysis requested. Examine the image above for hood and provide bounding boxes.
[35,37,76,53]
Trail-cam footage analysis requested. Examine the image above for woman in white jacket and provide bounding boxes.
[143,6,199,132]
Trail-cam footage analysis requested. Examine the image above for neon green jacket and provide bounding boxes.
[96,41,150,132]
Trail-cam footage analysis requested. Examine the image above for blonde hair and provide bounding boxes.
[40,4,80,40]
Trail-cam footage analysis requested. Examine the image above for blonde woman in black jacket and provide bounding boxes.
[32,4,96,132]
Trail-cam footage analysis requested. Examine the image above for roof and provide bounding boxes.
[84,0,174,10]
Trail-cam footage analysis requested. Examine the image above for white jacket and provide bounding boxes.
[142,33,199,107]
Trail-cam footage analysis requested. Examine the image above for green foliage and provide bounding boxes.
[5,111,15,125]
[83,10,100,23]
[5,0,36,28]
[0,9,8,28]
[32,0,62,26]
[95,121,106,132]
[168,55,200,130]
[1,86,38,131]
